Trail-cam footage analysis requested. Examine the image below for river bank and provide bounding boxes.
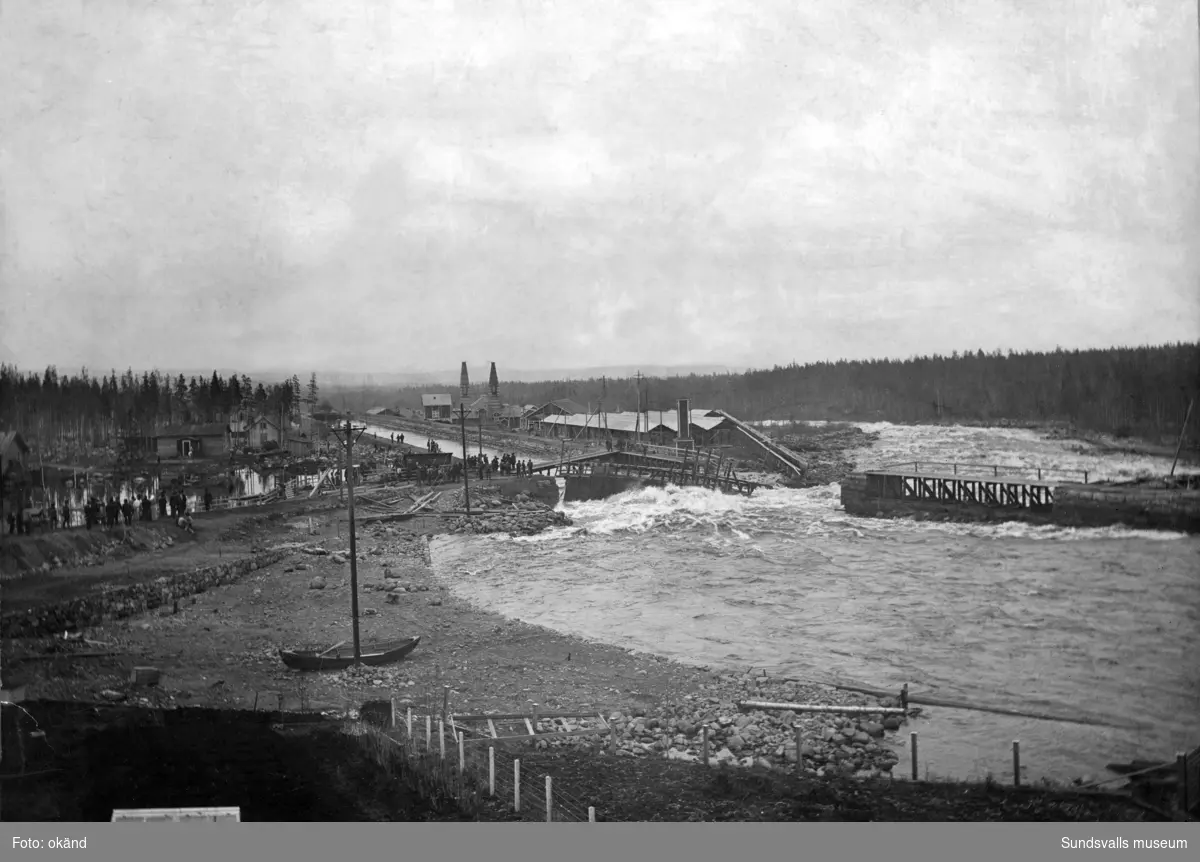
[0,493,1162,820]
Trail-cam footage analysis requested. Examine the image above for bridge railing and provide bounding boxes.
[877,461,1090,484]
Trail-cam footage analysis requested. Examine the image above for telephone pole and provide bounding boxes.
[332,418,367,662]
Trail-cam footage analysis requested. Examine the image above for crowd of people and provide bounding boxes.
[5,485,218,536]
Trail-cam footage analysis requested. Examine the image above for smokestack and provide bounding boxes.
[676,398,692,449]
[460,363,470,400]
[488,362,499,397]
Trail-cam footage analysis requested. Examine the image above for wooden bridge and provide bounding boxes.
[852,461,1092,511]
[529,449,765,496]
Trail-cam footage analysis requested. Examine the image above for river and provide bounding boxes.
[427,422,1200,783]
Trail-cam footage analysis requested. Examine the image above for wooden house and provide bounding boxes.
[422,394,453,421]
[156,423,230,458]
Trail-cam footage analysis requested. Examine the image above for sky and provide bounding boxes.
[2,0,1198,375]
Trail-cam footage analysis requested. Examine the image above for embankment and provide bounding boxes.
[0,525,179,578]
[1,548,288,639]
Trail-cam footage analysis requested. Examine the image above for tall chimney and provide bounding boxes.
[460,362,470,400]
[488,362,499,397]
[676,398,693,449]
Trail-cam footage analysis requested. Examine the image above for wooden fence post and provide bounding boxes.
[1012,740,1021,787]
[458,732,465,774]
[588,806,596,822]
[489,747,495,797]
[390,697,397,730]
[702,725,709,766]
[794,724,802,772]
[1176,751,1189,817]
[439,719,445,760]
[514,759,521,812]
[425,715,431,751]
[910,732,919,781]
[545,775,553,822]
[406,707,412,737]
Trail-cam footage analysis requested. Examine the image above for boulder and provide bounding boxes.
[309,576,326,590]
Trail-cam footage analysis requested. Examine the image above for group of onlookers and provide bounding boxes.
[5,485,218,536]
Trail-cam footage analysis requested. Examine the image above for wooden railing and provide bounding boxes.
[877,461,1091,484]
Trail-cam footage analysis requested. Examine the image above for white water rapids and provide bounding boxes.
[427,423,1199,782]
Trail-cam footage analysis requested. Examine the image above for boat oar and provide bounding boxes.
[318,640,346,657]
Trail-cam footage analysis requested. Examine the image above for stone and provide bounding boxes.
[309,576,326,590]
[853,731,870,744]
[726,734,746,752]
[860,722,885,738]
[130,667,161,687]
[385,593,400,604]
[882,716,902,731]
[428,597,443,606]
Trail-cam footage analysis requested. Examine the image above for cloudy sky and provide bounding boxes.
[2,0,1198,375]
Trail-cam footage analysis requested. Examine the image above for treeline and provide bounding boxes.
[345,343,1199,442]
[0,365,324,450]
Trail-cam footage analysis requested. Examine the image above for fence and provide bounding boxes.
[352,702,600,822]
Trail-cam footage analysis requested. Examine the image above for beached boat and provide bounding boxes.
[279,636,421,671]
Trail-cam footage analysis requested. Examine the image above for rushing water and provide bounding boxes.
[428,423,1200,782]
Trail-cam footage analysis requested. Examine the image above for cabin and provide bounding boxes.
[156,423,230,458]
[422,394,453,421]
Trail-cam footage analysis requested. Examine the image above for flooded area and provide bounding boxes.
[428,423,1200,782]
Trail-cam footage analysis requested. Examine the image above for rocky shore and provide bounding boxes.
[595,675,903,777]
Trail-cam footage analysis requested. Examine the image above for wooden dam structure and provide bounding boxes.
[529,448,765,496]
[842,460,1200,533]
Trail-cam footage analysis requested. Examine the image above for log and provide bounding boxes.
[818,682,1141,729]
[739,701,906,715]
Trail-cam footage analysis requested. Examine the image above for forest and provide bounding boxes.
[2,343,1197,450]
[0,366,319,451]
[377,343,1199,442]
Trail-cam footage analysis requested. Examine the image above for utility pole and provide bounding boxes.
[1170,397,1195,478]
[634,370,643,444]
[459,362,472,516]
[332,418,367,663]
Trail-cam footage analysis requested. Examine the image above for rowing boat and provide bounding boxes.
[279,636,421,671]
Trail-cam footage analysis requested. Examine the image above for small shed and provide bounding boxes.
[156,423,230,458]
[421,394,453,421]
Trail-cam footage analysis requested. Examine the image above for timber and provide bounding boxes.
[738,700,907,715]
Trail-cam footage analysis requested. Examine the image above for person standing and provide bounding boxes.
[204,489,213,512]
[158,489,168,519]
[48,502,58,530]
[61,501,71,530]
[122,497,134,526]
